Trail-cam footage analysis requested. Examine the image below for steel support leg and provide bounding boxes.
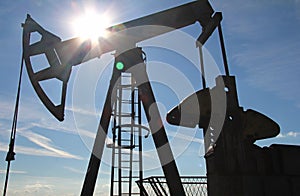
[80,70,120,196]
[132,61,185,196]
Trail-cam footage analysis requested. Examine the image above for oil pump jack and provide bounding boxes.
[19,1,216,195]
[4,0,300,195]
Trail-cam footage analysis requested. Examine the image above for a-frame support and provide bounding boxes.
[80,47,185,196]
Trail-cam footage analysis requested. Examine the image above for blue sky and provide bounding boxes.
[1,0,300,195]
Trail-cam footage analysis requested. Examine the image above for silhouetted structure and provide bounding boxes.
[167,75,300,196]
[20,1,216,195]
[3,1,299,196]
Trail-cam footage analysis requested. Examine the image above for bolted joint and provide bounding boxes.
[114,47,145,72]
[5,150,16,162]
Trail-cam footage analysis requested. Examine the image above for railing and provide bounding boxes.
[136,176,207,196]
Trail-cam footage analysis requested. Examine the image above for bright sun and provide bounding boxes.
[72,9,110,41]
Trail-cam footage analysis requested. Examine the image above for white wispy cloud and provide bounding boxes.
[30,120,94,139]
[18,130,83,160]
[24,183,54,192]
[0,93,99,139]
[7,183,55,196]
[167,130,204,144]
[0,95,94,160]
[63,166,85,174]
[0,140,81,160]
[0,124,83,160]
[0,175,83,196]
[94,183,111,196]
[277,131,300,138]
[287,131,299,137]
[0,96,121,171]
[0,169,27,174]
[65,106,99,117]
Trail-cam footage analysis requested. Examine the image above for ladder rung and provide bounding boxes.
[120,145,135,149]
[120,146,138,149]
[107,143,137,148]
[120,180,130,183]
[122,160,139,162]
[119,83,133,87]
[120,139,131,141]
[115,152,131,155]
[121,130,132,132]
[116,114,132,117]
[119,130,141,134]
[120,140,135,142]
[121,100,132,103]
[120,175,140,178]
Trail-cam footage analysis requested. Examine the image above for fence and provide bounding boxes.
[136,176,207,196]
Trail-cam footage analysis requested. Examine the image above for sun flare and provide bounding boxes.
[72,9,110,41]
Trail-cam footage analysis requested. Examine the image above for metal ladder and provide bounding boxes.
[108,72,145,196]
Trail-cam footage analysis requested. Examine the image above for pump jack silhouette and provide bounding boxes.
[4,0,300,195]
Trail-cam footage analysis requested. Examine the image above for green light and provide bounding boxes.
[116,62,124,70]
